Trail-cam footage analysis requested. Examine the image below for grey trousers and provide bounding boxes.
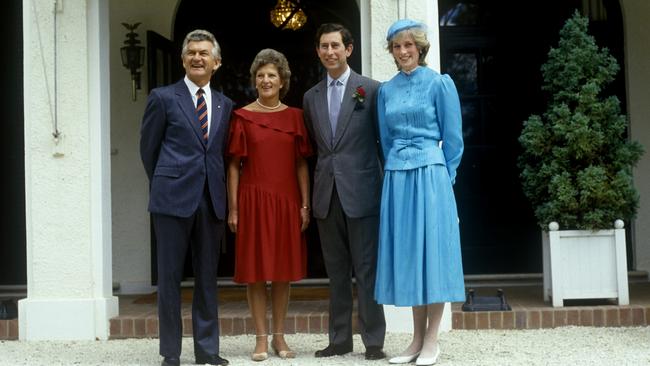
[316,185,386,348]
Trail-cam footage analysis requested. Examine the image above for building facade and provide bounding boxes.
[10,0,650,340]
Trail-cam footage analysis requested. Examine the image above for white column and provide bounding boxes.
[19,0,117,340]
[621,0,650,273]
[366,0,453,333]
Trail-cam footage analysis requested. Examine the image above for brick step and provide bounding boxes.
[110,299,336,339]
[453,305,650,330]
[0,319,18,340]
[110,313,334,339]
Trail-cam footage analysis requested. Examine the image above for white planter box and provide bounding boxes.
[542,221,629,307]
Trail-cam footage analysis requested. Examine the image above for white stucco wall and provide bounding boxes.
[367,0,439,81]
[24,0,93,300]
[621,0,650,272]
[20,0,116,340]
[109,0,179,294]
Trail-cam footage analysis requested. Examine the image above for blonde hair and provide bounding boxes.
[386,27,430,69]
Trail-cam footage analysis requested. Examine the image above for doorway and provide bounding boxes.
[0,1,25,287]
[150,0,362,280]
[439,0,626,274]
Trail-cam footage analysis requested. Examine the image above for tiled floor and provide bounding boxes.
[2,282,648,340]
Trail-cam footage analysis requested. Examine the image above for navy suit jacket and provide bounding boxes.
[140,79,233,219]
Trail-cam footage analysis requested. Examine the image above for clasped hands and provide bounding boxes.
[228,207,310,233]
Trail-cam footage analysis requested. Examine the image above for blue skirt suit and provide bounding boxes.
[374,66,465,306]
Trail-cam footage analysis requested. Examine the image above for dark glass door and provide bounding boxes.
[439,0,625,274]
[0,1,25,286]
[441,26,540,274]
[169,0,363,279]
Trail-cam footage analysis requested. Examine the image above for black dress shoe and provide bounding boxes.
[195,354,229,365]
[365,346,386,360]
[314,343,353,357]
[161,357,180,366]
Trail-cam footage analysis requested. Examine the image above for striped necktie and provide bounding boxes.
[196,88,208,141]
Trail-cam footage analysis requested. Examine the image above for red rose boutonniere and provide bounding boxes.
[352,86,366,110]
[352,86,366,103]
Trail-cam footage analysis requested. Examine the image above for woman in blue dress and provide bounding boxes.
[375,19,465,366]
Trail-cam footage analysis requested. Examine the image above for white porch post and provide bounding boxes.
[19,0,117,340]
[364,0,453,333]
[620,0,650,273]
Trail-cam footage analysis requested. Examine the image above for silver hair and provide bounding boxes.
[181,29,221,61]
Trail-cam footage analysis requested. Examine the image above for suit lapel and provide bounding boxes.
[332,71,359,148]
[207,89,224,149]
[175,81,205,146]
[313,79,333,149]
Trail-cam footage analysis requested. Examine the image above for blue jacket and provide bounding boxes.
[377,67,463,183]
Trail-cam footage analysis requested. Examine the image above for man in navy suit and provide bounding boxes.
[140,29,233,366]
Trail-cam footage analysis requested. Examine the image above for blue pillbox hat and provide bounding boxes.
[386,19,426,41]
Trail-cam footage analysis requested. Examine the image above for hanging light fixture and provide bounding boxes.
[270,0,307,31]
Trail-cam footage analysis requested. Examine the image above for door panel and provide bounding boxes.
[0,1,25,286]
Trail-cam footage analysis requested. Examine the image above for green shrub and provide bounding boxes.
[518,11,643,230]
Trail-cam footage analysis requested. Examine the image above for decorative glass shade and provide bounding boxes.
[120,45,145,71]
[270,0,307,30]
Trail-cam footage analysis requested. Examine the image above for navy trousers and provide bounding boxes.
[153,187,224,359]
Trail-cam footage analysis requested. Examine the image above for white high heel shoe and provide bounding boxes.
[415,345,440,365]
[389,351,420,364]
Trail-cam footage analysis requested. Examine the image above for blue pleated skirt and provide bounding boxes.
[374,164,465,306]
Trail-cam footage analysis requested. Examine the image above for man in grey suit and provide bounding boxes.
[303,23,386,360]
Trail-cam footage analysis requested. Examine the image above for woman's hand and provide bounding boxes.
[228,210,238,233]
[300,207,310,232]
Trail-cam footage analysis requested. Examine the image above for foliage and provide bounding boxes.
[518,11,643,230]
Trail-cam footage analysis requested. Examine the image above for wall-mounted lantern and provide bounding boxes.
[120,22,145,101]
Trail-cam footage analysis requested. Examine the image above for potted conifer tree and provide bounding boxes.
[518,11,643,307]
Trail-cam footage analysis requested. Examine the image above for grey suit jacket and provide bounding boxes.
[303,70,383,219]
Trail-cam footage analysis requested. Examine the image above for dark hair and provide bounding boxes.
[314,23,354,48]
[250,49,291,99]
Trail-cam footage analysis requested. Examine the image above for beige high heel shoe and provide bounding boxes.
[251,334,269,362]
[271,333,296,359]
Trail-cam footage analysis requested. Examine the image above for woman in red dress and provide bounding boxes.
[226,49,311,361]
